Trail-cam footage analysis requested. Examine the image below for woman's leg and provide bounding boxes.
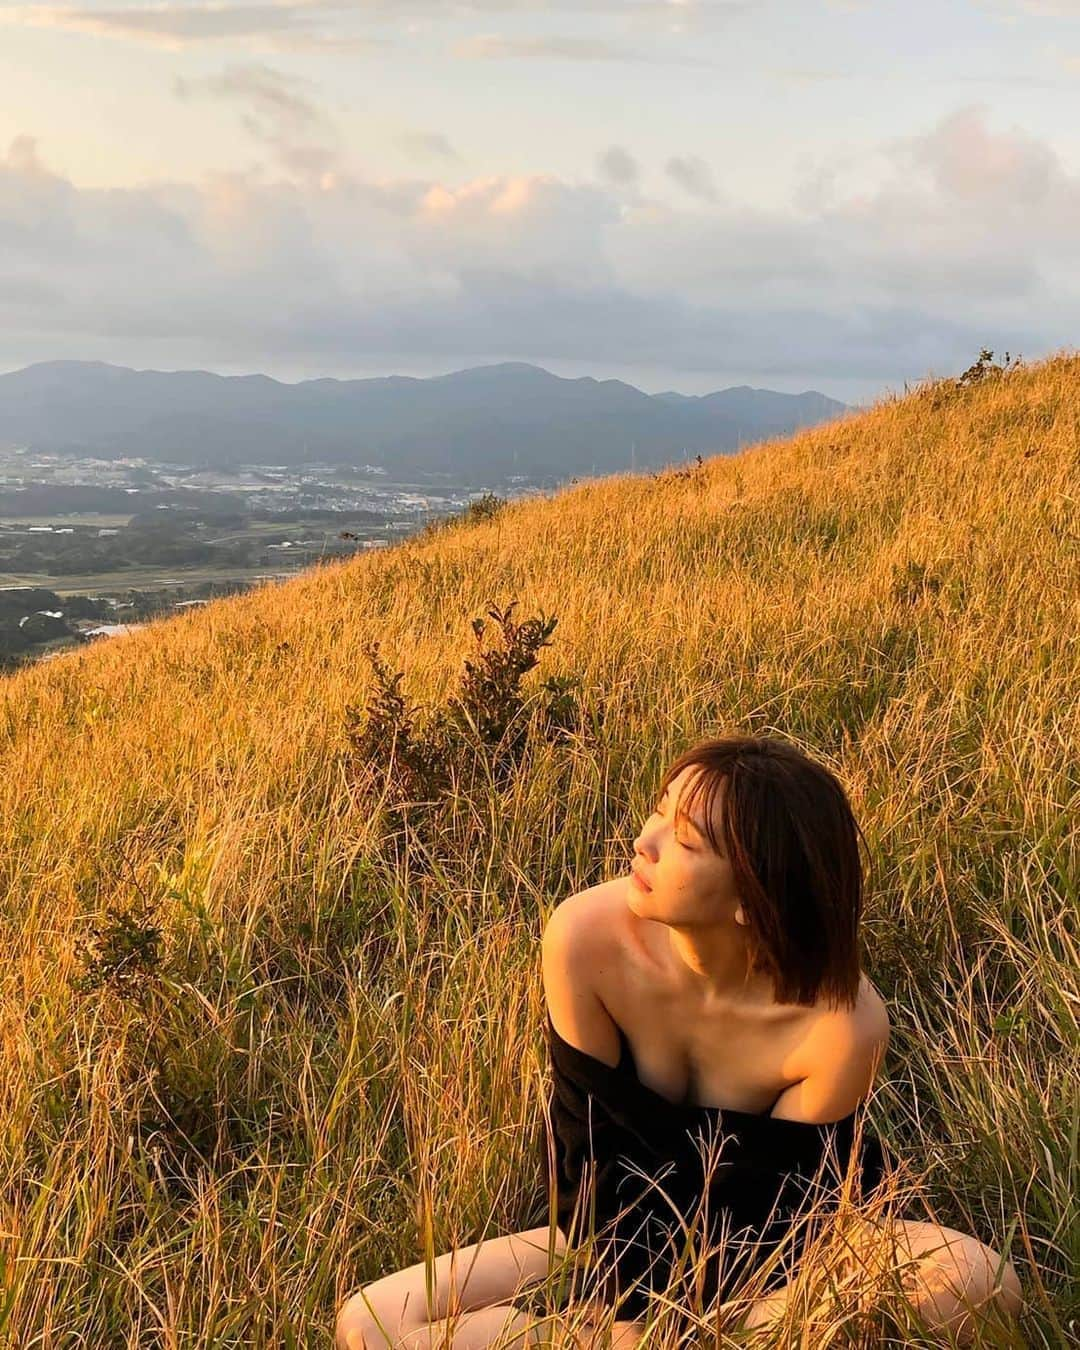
[886,1218,1024,1345]
[737,1216,1024,1346]
[336,1225,583,1350]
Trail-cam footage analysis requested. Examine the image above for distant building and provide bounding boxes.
[84,624,143,639]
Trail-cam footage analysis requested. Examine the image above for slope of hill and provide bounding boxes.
[0,359,849,476]
[0,353,1075,1345]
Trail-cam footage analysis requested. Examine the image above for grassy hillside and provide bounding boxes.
[0,352,1076,1347]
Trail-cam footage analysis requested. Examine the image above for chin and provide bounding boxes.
[626,877,653,910]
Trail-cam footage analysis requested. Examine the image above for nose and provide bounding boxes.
[634,827,658,858]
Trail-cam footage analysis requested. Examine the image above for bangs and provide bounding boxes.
[661,760,728,857]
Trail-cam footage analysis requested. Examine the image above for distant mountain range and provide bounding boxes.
[0,360,850,478]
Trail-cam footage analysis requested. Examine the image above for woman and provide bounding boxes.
[336,735,1024,1349]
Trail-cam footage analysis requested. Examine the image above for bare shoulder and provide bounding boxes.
[542,876,630,946]
[541,879,628,1067]
[771,973,890,1122]
[856,972,891,1043]
[807,974,890,1054]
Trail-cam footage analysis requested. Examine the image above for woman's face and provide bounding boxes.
[628,765,741,926]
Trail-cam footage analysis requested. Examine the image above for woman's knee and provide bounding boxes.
[905,1226,1016,1292]
[335,1227,569,1350]
[996,1253,1024,1316]
[897,1223,1024,1340]
[335,1289,370,1350]
[336,1285,407,1350]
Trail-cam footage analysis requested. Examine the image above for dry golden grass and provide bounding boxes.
[0,353,1076,1346]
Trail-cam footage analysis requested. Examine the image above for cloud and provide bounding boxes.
[977,0,1080,15]
[397,131,461,161]
[773,67,853,82]
[952,71,1078,85]
[174,63,339,180]
[175,63,323,129]
[4,134,48,178]
[2,104,1078,390]
[886,104,1061,203]
[0,1,752,52]
[665,154,719,200]
[0,3,388,54]
[451,33,659,61]
[1008,1,1080,13]
[597,145,640,187]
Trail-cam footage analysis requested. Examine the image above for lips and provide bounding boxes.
[631,866,652,892]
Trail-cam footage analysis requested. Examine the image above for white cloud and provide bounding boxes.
[665,154,719,201]
[0,1,754,51]
[1,104,1077,386]
[452,33,654,61]
[174,62,340,178]
[596,145,640,187]
[0,3,387,53]
[397,131,461,161]
[1010,1,1080,13]
[977,0,1080,15]
[175,62,324,128]
[773,67,853,81]
[885,104,1061,204]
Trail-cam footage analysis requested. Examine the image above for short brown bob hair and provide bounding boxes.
[657,733,868,1012]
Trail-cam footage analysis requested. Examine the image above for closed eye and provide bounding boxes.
[655,790,716,854]
[651,800,695,848]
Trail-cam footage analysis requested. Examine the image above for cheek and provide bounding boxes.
[668,849,699,876]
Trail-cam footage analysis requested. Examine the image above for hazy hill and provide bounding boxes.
[0,354,1073,1345]
[0,359,849,476]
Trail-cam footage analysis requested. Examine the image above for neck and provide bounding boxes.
[665,925,773,1008]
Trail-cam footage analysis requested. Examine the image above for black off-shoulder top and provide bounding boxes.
[543,1011,888,1321]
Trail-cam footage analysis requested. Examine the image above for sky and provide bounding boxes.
[1,0,1079,405]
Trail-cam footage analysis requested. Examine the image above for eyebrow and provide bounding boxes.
[658,787,705,836]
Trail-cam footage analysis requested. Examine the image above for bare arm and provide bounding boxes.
[770,998,890,1123]
[541,891,622,1069]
